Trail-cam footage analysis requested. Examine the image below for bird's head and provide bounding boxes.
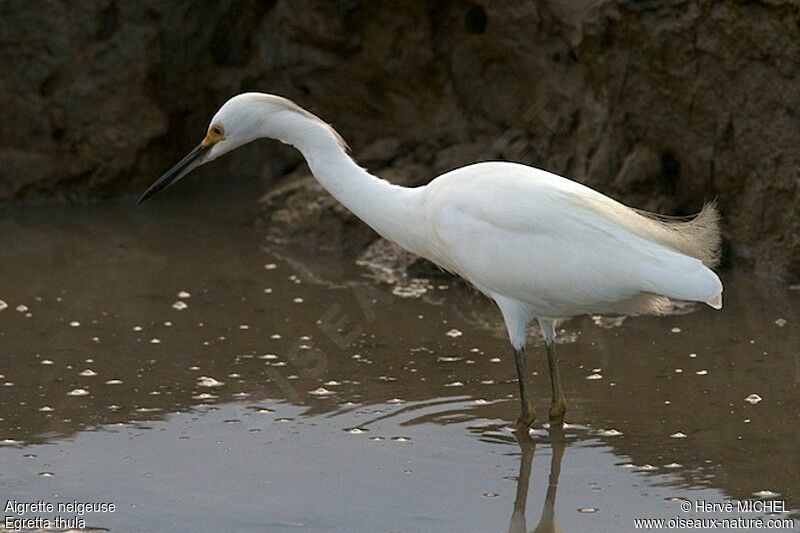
[138,92,331,204]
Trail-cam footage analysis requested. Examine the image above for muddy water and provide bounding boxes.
[0,184,798,532]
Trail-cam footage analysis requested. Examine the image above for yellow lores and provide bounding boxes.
[202,124,224,147]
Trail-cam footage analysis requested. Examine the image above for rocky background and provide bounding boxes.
[1,0,798,280]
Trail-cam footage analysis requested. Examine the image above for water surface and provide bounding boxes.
[0,184,798,531]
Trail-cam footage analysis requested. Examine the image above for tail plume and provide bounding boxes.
[634,200,722,267]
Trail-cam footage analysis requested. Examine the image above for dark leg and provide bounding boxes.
[513,347,536,428]
[539,319,567,426]
[546,341,567,425]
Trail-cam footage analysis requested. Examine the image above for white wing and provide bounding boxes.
[420,162,722,318]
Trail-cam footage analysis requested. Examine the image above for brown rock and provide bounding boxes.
[1,1,799,278]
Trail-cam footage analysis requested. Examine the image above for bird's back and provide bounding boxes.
[419,161,722,318]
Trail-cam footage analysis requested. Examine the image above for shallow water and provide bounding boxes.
[0,183,798,532]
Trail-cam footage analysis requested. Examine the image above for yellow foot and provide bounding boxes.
[548,398,567,427]
[515,410,536,429]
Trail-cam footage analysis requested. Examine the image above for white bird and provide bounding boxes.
[139,93,723,428]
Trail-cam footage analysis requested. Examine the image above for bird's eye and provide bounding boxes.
[212,125,223,136]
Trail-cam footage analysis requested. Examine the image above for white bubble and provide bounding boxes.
[177,291,191,299]
[67,388,89,396]
[79,369,97,377]
[445,328,462,338]
[197,376,224,388]
[745,394,762,405]
[172,301,188,311]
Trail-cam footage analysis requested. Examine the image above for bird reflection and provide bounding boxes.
[508,427,566,533]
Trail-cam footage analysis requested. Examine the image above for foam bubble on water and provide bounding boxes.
[16,305,28,312]
[232,392,250,399]
[753,490,779,498]
[105,379,123,385]
[391,436,411,442]
[253,407,274,413]
[0,300,7,311]
[69,321,80,327]
[482,493,499,499]
[135,407,160,413]
[0,439,20,446]
[592,315,626,329]
[670,327,681,333]
[664,463,683,469]
[369,436,384,441]
[172,301,188,311]
[489,357,501,363]
[150,338,161,344]
[41,360,54,365]
[674,368,683,373]
[387,398,405,404]
[192,392,217,400]
[586,373,603,380]
[309,387,333,396]
[133,326,143,331]
[79,369,97,377]
[695,370,708,375]
[38,472,54,477]
[689,352,697,358]
[264,263,277,270]
[745,394,762,404]
[346,427,367,434]
[67,388,89,397]
[293,298,304,304]
[437,356,463,362]
[270,334,281,339]
[444,381,464,387]
[474,398,489,405]
[774,318,787,327]
[670,432,688,438]
[324,380,341,386]
[259,354,278,360]
[445,329,463,338]
[637,464,658,471]
[38,406,54,412]
[197,376,224,388]
[271,362,287,367]
[577,507,598,514]
[598,428,622,437]
[177,291,191,299]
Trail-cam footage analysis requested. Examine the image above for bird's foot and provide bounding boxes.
[514,409,537,430]
[548,398,567,427]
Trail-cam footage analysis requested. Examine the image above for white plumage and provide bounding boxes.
[140,93,723,428]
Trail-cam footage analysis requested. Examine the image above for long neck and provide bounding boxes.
[272,112,426,253]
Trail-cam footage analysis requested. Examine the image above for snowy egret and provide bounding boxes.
[140,93,723,428]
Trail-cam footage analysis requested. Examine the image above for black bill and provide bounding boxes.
[138,143,209,204]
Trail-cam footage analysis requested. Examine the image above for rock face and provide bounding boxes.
[1,1,798,279]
